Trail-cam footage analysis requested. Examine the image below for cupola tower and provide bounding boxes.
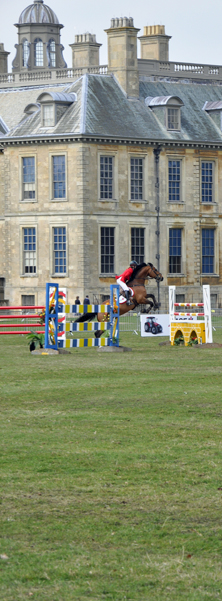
[12,0,67,72]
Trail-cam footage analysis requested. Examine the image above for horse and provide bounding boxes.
[75,262,163,338]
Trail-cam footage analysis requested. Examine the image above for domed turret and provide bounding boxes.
[12,0,66,72]
[18,0,59,26]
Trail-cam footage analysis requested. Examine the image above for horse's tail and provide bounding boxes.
[74,312,97,323]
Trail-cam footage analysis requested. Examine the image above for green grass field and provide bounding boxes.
[1,330,222,600]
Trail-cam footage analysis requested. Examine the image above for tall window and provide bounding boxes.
[43,104,54,127]
[201,161,213,203]
[131,228,145,263]
[167,108,180,131]
[100,156,113,199]
[101,227,115,274]
[48,39,56,67]
[22,157,35,200]
[168,160,181,202]
[130,158,143,200]
[34,38,43,67]
[23,228,36,274]
[202,229,214,274]
[53,227,66,274]
[22,39,29,67]
[169,229,182,274]
[53,156,66,199]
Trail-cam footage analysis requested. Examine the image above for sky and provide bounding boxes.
[1,0,222,71]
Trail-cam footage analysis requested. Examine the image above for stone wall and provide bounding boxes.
[1,142,222,307]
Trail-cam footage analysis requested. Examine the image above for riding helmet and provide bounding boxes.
[130,260,138,267]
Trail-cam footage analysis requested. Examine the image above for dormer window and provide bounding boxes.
[37,91,77,128]
[43,104,54,127]
[145,95,183,132]
[203,101,222,131]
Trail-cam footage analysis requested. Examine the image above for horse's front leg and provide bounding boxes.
[146,293,160,310]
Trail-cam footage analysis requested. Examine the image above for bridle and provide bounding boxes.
[130,263,162,285]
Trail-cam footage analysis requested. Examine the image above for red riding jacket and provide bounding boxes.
[115,267,133,283]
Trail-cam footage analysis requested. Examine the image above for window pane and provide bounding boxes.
[130,158,143,200]
[22,157,35,199]
[48,39,56,68]
[169,160,181,202]
[53,227,66,273]
[101,227,115,273]
[202,162,213,203]
[53,156,66,198]
[21,295,35,306]
[168,108,180,130]
[23,40,29,67]
[43,104,54,127]
[131,228,145,263]
[23,227,36,274]
[169,229,182,274]
[202,229,214,273]
[34,38,43,67]
[100,156,113,199]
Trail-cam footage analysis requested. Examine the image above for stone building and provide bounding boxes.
[1,0,222,309]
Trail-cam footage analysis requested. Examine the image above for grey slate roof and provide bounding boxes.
[1,74,222,144]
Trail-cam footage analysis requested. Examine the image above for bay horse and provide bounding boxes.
[75,262,163,338]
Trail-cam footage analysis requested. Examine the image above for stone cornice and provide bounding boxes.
[1,134,222,151]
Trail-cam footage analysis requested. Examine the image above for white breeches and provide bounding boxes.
[117,277,129,293]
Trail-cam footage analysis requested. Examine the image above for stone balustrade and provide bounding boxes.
[0,65,108,88]
[138,59,222,80]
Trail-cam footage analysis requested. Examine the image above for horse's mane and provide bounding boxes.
[127,262,147,283]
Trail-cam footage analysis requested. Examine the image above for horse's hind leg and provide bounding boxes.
[75,312,96,323]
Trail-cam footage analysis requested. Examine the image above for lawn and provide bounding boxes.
[1,330,222,600]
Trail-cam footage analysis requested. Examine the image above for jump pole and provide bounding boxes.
[44,283,120,350]
[169,285,212,345]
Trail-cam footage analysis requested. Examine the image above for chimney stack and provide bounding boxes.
[105,17,140,98]
[70,33,101,69]
[139,25,171,62]
[0,43,10,74]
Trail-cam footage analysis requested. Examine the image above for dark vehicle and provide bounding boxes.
[144,316,163,334]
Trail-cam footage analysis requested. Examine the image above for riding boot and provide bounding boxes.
[126,290,131,305]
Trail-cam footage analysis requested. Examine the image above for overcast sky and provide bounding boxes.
[1,0,222,71]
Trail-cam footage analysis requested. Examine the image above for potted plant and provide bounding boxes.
[26,331,45,352]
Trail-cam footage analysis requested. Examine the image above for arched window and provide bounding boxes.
[48,39,56,67]
[34,38,43,67]
[22,39,30,67]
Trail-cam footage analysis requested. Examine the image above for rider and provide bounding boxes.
[116,261,138,305]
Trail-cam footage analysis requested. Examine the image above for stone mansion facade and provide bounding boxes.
[1,0,222,309]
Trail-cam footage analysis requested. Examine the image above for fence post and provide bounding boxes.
[109,284,120,347]
[45,283,59,350]
[203,285,213,343]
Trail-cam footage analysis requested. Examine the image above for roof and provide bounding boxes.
[37,91,77,103]
[203,100,222,111]
[1,74,222,144]
[145,95,184,107]
[18,0,60,26]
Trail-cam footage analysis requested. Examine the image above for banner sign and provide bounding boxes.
[140,314,170,337]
